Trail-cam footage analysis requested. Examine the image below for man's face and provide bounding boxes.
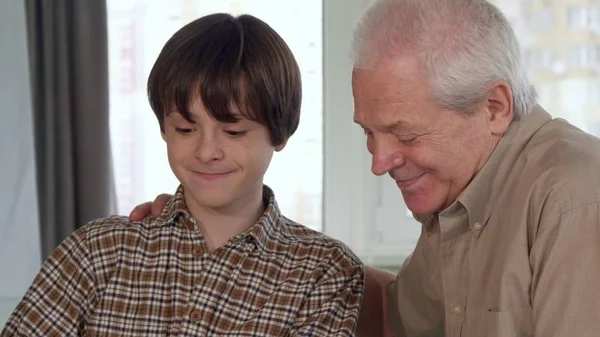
[352,57,496,215]
[163,97,284,213]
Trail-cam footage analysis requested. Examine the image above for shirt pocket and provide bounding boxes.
[486,305,534,337]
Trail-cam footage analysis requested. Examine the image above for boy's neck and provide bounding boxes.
[184,186,265,253]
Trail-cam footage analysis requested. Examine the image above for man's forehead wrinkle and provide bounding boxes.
[367,76,417,100]
[379,100,413,110]
[362,99,414,121]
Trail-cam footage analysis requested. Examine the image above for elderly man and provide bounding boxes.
[131,0,600,336]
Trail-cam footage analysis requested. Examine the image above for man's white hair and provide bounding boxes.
[352,0,537,119]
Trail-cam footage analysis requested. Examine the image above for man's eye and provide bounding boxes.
[224,130,247,137]
[399,136,417,144]
[175,127,194,134]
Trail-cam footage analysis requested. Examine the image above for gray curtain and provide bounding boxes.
[25,0,116,260]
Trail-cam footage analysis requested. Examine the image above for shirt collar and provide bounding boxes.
[155,185,189,224]
[156,184,283,250]
[245,185,283,251]
[456,105,552,233]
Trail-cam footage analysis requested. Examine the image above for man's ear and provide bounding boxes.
[485,81,514,136]
[161,131,166,141]
[275,139,288,152]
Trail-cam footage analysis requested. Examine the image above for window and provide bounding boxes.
[591,6,600,32]
[521,48,549,72]
[566,5,600,31]
[588,121,600,138]
[535,47,554,69]
[107,0,323,231]
[567,45,584,68]
[588,81,600,108]
[567,6,586,30]
[534,9,554,31]
[536,83,555,107]
[567,45,600,69]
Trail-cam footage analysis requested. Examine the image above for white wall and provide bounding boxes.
[323,0,421,268]
[0,0,42,328]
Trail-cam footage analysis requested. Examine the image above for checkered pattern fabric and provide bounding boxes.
[2,185,364,336]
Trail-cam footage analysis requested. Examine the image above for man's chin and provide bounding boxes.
[402,193,442,216]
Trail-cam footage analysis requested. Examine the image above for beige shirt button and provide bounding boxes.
[473,222,482,230]
[190,309,202,322]
[452,304,463,315]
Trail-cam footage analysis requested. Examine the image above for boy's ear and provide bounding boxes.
[161,131,166,141]
[275,139,288,152]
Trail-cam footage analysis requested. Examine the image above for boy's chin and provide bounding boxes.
[184,189,236,210]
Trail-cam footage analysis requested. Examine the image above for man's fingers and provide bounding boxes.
[150,194,172,217]
[128,194,172,220]
[129,202,153,221]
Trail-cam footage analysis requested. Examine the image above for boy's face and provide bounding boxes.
[162,97,285,212]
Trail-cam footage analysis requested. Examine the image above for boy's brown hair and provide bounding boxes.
[147,13,302,146]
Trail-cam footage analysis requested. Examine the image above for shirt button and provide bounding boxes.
[473,222,482,230]
[190,309,202,322]
[192,247,204,257]
[452,304,463,315]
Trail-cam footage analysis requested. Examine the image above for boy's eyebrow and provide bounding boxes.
[229,109,250,121]
[166,109,196,124]
[166,109,185,117]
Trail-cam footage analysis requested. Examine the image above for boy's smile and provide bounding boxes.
[192,171,234,181]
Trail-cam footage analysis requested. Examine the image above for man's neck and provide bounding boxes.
[185,187,265,253]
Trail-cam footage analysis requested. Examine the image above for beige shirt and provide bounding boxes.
[388,106,600,337]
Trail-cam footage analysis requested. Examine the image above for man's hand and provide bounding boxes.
[128,194,172,221]
[357,266,398,337]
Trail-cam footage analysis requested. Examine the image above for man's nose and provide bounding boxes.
[371,143,406,176]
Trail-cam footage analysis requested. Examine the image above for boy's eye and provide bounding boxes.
[175,127,194,134]
[224,130,247,137]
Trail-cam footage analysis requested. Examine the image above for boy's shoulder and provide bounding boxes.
[84,214,163,233]
[75,214,174,249]
[258,186,363,270]
[268,216,363,269]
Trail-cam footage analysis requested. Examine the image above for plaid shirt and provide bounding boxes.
[2,185,364,336]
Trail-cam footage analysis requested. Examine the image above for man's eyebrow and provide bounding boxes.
[355,120,420,135]
[388,117,421,130]
[388,121,405,131]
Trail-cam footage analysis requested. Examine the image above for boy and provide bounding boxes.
[2,13,363,336]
